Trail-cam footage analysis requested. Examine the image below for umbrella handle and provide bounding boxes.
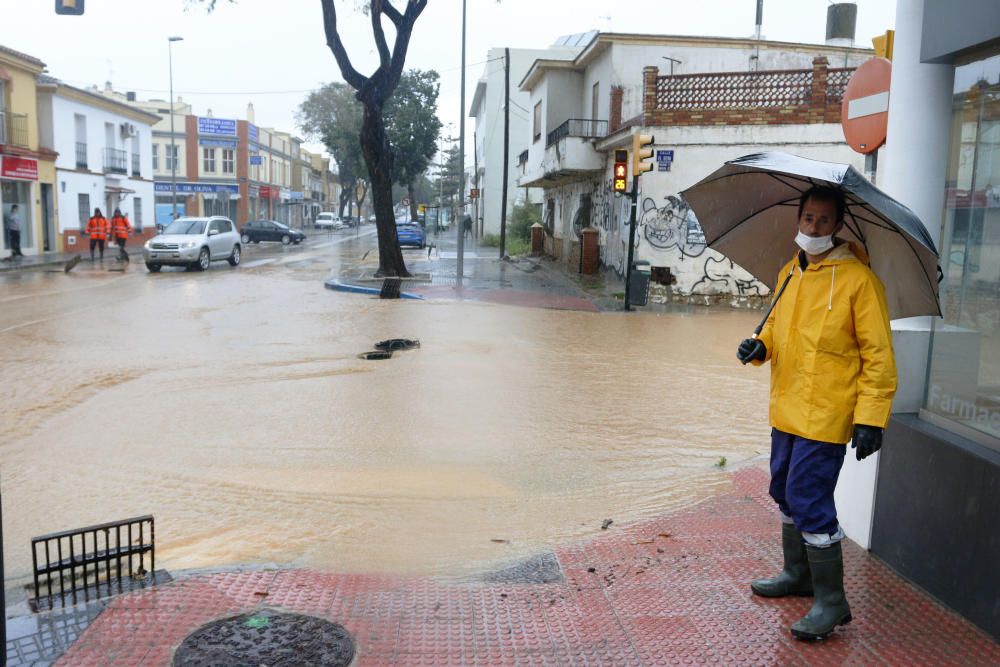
[752,266,796,338]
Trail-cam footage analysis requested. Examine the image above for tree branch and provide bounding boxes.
[383,0,428,93]
[321,0,367,90]
[381,0,403,26]
[371,0,392,69]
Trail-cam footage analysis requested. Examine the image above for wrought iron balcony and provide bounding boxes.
[545,118,608,147]
[0,111,30,148]
[76,142,88,169]
[104,147,128,174]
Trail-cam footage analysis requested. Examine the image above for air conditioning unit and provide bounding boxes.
[119,122,137,138]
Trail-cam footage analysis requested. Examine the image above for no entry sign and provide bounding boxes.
[842,57,892,154]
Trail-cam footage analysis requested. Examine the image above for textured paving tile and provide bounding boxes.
[44,466,999,666]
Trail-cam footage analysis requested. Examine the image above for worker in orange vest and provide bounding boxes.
[86,207,110,261]
[111,208,132,260]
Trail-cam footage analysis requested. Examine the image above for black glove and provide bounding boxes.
[737,338,766,364]
[851,424,883,461]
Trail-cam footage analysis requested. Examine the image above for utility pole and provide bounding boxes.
[499,47,511,258]
[168,36,183,220]
[456,0,467,283]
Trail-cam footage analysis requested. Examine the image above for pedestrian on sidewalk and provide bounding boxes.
[111,208,132,259]
[86,208,110,261]
[462,214,473,241]
[3,204,24,260]
[736,185,897,641]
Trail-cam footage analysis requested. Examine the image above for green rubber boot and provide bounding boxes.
[791,542,852,640]
[751,522,813,597]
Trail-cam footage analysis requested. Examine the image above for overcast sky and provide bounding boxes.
[5,0,895,159]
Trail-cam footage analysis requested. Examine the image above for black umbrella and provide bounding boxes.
[681,151,941,321]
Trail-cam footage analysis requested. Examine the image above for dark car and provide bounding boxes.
[240,220,306,245]
[396,221,426,249]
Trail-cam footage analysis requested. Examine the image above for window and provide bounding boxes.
[133,197,143,231]
[152,144,159,171]
[203,148,216,173]
[77,193,90,229]
[533,101,542,142]
[923,53,1000,450]
[222,149,234,174]
[165,144,178,172]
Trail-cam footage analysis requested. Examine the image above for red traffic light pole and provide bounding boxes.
[624,134,654,311]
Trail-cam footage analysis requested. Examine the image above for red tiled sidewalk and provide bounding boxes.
[408,285,600,312]
[55,467,999,666]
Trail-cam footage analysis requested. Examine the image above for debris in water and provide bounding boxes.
[64,255,82,273]
[716,456,727,468]
[601,519,613,530]
[490,538,509,544]
[374,338,420,352]
[358,350,393,361]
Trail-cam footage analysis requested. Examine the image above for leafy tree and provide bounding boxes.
[385,70,442,220]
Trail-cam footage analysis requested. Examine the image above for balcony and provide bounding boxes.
[76,142,88,169]
[0,111,30,148]
[545,118,607,147]
[103,147,127,175]
[131,153,140,177]
[520,118,607,188]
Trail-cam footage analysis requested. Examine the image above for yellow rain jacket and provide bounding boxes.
[754,243,897,444]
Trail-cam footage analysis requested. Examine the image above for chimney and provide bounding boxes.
[247,102,256,123]
[206,108,214,117]
[104,81,112,94]
[826,3,857,47]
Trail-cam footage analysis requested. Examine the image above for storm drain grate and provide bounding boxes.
[172,610,355,667]
[358,350,393,361]
[482,551,564,585]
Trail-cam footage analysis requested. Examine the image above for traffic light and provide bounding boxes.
[613,149,628,193]
[632,133,655,177]
[55,0,85,14]
[872,30,894,60]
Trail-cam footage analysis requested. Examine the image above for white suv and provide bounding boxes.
[143,216,242,272]
[315,212,344,230]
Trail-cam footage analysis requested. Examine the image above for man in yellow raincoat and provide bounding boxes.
[737,185,897,640]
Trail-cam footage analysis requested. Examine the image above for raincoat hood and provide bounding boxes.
[753,241,897,444]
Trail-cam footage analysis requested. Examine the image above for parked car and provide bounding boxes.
[368,214,376,223]
[143,216,242,272]
[315,212,344,230]
[241,220,306,245]
[396,221,426,249]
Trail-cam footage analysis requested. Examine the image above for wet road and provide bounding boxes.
[0,228,769,598]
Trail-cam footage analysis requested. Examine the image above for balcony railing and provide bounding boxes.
[104,147,128,174]
[546,118,608,147]
[76,142,88,169]
[0,111,30,148]
[131,153,140,177]
[518,149,528,167]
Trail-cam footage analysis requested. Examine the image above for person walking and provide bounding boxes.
[86,208,110,261]
[111,208,132,259]
[3,204,24,260]
[737,185,897,641]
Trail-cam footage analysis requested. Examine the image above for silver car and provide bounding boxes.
[143,216,242,272]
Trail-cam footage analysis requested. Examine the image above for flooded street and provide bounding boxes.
[0,235,769,597]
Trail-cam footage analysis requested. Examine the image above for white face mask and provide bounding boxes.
[795,231,835,255]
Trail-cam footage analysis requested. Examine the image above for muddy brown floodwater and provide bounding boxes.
[0,259,769,598]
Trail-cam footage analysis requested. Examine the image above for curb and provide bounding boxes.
[324,278,424,300]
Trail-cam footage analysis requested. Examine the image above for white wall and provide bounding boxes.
[49,93,154,180]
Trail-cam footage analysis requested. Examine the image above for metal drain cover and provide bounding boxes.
[172,610,355,666]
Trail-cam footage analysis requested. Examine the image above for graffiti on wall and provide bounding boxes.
[592,177,631,277]
[690,256,767,296]
[639,195,706,258]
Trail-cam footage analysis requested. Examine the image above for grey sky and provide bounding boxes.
[6,0,895,159]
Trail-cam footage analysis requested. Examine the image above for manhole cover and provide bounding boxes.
[172,610,355,666]
[374,338,420,352]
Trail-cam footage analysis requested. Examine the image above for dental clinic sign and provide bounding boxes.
[198,117,237,137]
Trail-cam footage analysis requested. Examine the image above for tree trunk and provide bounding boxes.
[360,100,409,277]
[408,182,418,221]
[338,187,351,219]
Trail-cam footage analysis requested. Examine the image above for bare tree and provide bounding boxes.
[321,0,428,277]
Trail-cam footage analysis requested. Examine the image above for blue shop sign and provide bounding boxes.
[155,182,239,194]
[290,191,305,201]
[249,155,262,165]
[199,138,238,149]
[248,124,259,142]
[198,117,237,136]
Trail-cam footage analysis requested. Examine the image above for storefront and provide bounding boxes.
[154,182,238,224]
[866,0,1000,642]
[0,154,53,255]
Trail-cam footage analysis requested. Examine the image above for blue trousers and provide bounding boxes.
[769,428,846,545]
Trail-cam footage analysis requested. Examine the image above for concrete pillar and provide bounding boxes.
[879,0,954,246]
[836,0,955,550]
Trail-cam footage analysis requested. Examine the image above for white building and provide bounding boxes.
[469,37,587,237]
[36,76,158,249]
[517,32,872,288]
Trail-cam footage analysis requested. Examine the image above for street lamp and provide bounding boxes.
[168,36,183,221]
[457,0,467,283]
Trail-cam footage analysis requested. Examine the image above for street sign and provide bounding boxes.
[656,150,674,163]
[55,0,84,14]
[418,204,426,214]
[842,57,892,154]
[469,189,480,199]
[658,162,671,172]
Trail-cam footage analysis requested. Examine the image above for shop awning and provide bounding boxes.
[105,185,136,194]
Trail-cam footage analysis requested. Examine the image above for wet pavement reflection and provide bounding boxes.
[0,231,769,598]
